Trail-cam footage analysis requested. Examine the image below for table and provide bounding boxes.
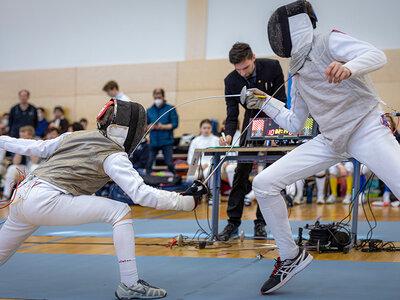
[194,146,361,244]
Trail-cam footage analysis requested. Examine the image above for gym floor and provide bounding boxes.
[1,198,399,299]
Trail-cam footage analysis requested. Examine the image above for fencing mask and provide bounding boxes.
[97,99,146,154]
[267,0,317,58]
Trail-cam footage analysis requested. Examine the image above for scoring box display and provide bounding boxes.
[247,117,318,141]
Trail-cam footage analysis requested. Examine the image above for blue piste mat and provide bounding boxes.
[0,253,398,300]
[1,218,399,241]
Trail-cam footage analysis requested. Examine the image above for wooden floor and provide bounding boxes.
[1,197,399,264]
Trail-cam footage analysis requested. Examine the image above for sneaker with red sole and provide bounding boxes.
[261,248,313,294]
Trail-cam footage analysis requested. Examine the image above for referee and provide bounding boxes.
[218,42,287,240]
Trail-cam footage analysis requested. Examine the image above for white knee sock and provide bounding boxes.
[113,219,138,287]
[316,176,325,197]
[295,180,304,200]
[256,194,298,260]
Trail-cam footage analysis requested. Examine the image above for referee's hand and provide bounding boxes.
[219,134,232,146]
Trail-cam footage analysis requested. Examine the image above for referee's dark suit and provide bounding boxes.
[223,58,287,230]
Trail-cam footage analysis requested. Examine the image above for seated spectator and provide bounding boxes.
[2,126,40,200]
[102,80,131,102]
[0,113,9,135]
[187,119,219,181]
[49,106,69,134]
[68,122,84,132]
[286,171,326,205]
[79,118,88,130]
[0,147,6,179]
[220,119,241,189]
[327,162,353,204]
[44,127,60,140]
[35,107,49,138]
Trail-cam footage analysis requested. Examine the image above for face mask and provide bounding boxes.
[154,99,163,107]
[1,119,8,126]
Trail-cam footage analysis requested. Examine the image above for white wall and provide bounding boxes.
[206,0,400,59]
[1,0,400,71]
[0,0,187,71]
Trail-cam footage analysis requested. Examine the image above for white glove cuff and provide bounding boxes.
[181,195,195,211]
[262,96,285,118]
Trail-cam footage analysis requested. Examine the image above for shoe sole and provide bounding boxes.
[116,291,167,299]
[261,254,313,295]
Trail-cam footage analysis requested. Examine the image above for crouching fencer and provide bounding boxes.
[0,99,207,299]
[241,0,400,295]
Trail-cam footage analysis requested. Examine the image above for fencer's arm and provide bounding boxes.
[103,152,195,211]
[329,31,387,77]
[260,84,310,134]
[0,133,70,158]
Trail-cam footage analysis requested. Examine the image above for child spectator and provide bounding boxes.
[2,126,39,200]
[79,118,88,130]
[187,119,219,181]
[49,106,69,134]
[68,122,84,132]
[44,128,60,140]
[0,113,9,136]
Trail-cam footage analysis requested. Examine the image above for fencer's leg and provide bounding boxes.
[347,109,400,200]
[22,183,132,226]
[0,212,38,267]
[21,185,140,287]
[252,135,343,260]
[113,214,138,287]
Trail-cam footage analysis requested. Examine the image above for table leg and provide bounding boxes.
[351,159,361,245]
[211,153,221,240]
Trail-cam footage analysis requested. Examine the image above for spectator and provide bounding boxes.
[187,119,219,181]
[287,171,327,205]
[35,107,49,138]
[129,138,149,175]
[2,126,39,200]
[102,80,131,102]
[44,127,60,140]
[0,113,9,135]
[8,89,38,138]
[68,122,84,132]
[146,88,178,175]
[327,162,353,204]
[49,106,69,134]
[79,118,88,130]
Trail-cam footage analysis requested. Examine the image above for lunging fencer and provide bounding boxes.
[240,0,400,295]
[0,99,207,300]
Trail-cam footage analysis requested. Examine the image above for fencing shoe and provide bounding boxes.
[261,248,313,294]
[115,280,167,299]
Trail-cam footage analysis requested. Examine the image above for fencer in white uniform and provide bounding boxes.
[241,0,400,295]
[0,99,207,299]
